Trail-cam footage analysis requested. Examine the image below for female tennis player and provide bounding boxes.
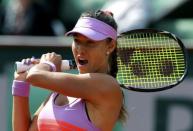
[12,10,127,131]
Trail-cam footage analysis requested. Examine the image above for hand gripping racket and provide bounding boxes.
[15,60,76,73]
[116,29,187,92]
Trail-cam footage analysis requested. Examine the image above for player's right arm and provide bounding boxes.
[12,58,50,131]
[12,71,31,131]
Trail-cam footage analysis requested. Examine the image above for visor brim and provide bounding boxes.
[65,27,109,41]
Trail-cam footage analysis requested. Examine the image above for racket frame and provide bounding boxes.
[117,29,188,92]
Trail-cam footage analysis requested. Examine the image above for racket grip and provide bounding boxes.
[15,60,76,73]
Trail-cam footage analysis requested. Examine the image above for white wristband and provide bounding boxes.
[41,61,56,72]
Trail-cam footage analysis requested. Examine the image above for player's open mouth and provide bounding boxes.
[78,58,88,65]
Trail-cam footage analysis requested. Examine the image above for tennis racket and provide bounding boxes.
[116,29,187,92]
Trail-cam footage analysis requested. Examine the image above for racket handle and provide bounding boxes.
[15,60,76,73]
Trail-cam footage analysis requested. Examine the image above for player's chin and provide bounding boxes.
[77,67,89,74]
[78,70,88,74]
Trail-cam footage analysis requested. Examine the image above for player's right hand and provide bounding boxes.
[14,57,39,81]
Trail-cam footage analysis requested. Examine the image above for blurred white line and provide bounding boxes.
[0,36,73,47]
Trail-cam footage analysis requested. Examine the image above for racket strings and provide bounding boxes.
[117,33,185,89]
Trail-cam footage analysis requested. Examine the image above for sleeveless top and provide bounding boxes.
[37,93,101,131]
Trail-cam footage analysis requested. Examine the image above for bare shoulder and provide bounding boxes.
[80,73,120,87]
[80,73,121,94]
[84,74,123,130]
[81,73,122,103]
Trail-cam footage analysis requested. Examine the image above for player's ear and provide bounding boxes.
[106,39,116,54]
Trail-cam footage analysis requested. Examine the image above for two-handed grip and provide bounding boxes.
[15,60,76,73]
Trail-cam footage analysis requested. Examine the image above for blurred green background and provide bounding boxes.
[0,0,193,131]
